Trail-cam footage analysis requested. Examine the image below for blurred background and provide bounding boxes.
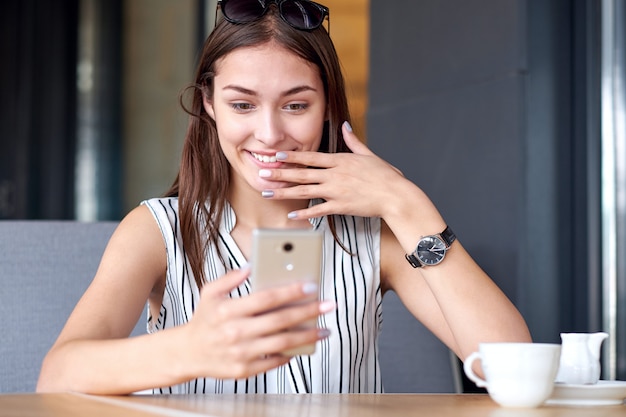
[1,0,625,381]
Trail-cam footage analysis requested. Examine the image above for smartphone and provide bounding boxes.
[251,228,323,356]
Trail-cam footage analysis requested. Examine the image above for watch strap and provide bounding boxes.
[440,226,457,246]
[405,252,422,268]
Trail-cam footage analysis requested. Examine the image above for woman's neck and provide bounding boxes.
[227,184,313,260]
[228,185,312,231]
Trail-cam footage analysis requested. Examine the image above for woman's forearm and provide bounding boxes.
[37,326,190,395]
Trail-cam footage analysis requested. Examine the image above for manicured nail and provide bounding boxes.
[287,211,298,219]
[302,282,318,294]
[318,328,331,338]
[276,151,287,160]
[259,169,271,178]
[261,190,274,198]
[343,121,353,133]
[319,300,336,313]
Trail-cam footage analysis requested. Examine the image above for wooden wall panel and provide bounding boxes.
[325,0,369,140]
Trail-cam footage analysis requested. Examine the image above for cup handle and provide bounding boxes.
[463,351,488,388]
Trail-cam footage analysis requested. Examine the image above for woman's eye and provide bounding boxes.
[231,103,254,111]
[285,103,308,111]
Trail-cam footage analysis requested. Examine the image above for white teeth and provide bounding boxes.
[252,152,277,163]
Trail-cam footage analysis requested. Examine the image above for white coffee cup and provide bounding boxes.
[463,343,561,408]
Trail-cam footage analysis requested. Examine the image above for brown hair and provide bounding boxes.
[165,6,351,289]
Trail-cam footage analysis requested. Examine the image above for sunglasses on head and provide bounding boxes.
[216,0,329,32]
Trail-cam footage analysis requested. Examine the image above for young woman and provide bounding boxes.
[37,0,531,395]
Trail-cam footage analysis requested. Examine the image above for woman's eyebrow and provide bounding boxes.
[222,85,256,95]
[221,85,318,97]
[282,85,318,96]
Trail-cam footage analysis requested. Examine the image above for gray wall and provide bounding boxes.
[368,0,600,343]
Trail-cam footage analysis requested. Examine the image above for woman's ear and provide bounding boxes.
[203,96,215,120]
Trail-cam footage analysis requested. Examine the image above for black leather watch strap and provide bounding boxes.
[405,252,422,268]
[440,226,457,246]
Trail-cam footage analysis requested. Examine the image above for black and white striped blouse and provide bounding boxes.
[143,197,383,393]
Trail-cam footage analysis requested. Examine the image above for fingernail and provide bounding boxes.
[259,169,271,178]
[318,328,331,338]
[302,282,318,294]
[276,151,287,160]
[287,211,298,219]
[261,190,274,198]
[343,121,353,133]
[319,300,336,313]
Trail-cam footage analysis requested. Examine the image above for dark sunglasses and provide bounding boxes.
[216,0,329,32]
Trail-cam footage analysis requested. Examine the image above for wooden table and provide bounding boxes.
[0,393,624,417]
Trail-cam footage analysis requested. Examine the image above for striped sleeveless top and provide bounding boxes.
[142,197,383,394]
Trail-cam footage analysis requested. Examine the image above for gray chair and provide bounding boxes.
[378,291,462,393]
[0,221,146,393]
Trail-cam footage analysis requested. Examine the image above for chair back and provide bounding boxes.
[0,221,145,393]
[378,291,462,393]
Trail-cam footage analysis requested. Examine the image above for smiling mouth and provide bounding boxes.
[251,152,277,163]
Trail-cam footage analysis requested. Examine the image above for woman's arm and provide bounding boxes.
[37,205,172,393]
[380,216,531,362]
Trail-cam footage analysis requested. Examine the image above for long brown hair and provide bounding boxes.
[165,5,351,289]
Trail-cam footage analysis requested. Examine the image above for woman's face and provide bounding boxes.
[204,42,326,194]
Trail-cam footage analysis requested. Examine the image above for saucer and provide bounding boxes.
[546,380,626,406]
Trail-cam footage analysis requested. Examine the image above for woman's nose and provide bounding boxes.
[254,110,285,146]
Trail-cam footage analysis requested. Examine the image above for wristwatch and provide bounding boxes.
[405,226,456,268]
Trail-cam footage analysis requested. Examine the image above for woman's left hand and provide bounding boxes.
[260,122,410,220]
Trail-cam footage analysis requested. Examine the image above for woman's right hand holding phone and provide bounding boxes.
[179,267,334,380]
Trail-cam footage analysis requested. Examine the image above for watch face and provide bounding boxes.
[416,236,447,265]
